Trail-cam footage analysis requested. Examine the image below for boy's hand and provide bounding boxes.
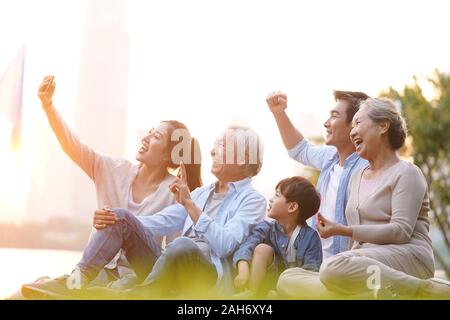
[234,260,250,289]
[266,91,288,114]
[38,75,55,108]
[234,272,249,290]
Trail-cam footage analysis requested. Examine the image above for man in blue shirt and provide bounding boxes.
[266,90,369,259]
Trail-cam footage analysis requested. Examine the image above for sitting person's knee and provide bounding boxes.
[168,236,196,248]
[165,237,198,256]
[253,243,274,257]
[253,243,274,267]
[319,254,350,287]
[113,208,134,221]
[276,270,291,294]
[276,268,305,296]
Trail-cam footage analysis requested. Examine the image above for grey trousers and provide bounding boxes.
[277,247,433,299]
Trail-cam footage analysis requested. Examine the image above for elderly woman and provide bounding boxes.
[277,98,450,299]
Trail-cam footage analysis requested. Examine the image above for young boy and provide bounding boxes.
[232,176,322,298]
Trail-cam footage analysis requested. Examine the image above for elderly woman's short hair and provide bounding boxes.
[360,98,408,150]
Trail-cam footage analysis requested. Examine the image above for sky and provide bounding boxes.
[1,0,450,222]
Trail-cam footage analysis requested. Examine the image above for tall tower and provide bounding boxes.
[71,0,130,219]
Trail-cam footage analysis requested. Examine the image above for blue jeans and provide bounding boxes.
[77,209,217,294]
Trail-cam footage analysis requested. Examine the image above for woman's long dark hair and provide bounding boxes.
[162,120,203,191]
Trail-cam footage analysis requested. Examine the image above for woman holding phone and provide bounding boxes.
[19,75,202,297]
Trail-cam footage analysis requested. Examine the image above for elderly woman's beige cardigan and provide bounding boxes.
[346,160,435,278]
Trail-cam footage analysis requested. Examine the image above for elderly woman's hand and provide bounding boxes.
[316,212,353,239]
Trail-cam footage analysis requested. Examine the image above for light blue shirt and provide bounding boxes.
[139,177,267,293]
[288,139,368,255]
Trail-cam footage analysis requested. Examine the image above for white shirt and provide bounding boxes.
[286,225,301,265]
[319,163,343,260]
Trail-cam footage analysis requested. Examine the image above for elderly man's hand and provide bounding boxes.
[93,207,118,230]
[266,91,288,114]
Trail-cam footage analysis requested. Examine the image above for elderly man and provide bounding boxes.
[23,125,266,299]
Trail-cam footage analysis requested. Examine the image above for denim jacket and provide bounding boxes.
[288,139,368,255]
[233,220,323,272]
[139,177,267,293]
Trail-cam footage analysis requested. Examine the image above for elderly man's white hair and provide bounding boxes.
[221,124,264,177]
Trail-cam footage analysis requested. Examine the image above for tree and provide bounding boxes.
[381,69,450,278]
